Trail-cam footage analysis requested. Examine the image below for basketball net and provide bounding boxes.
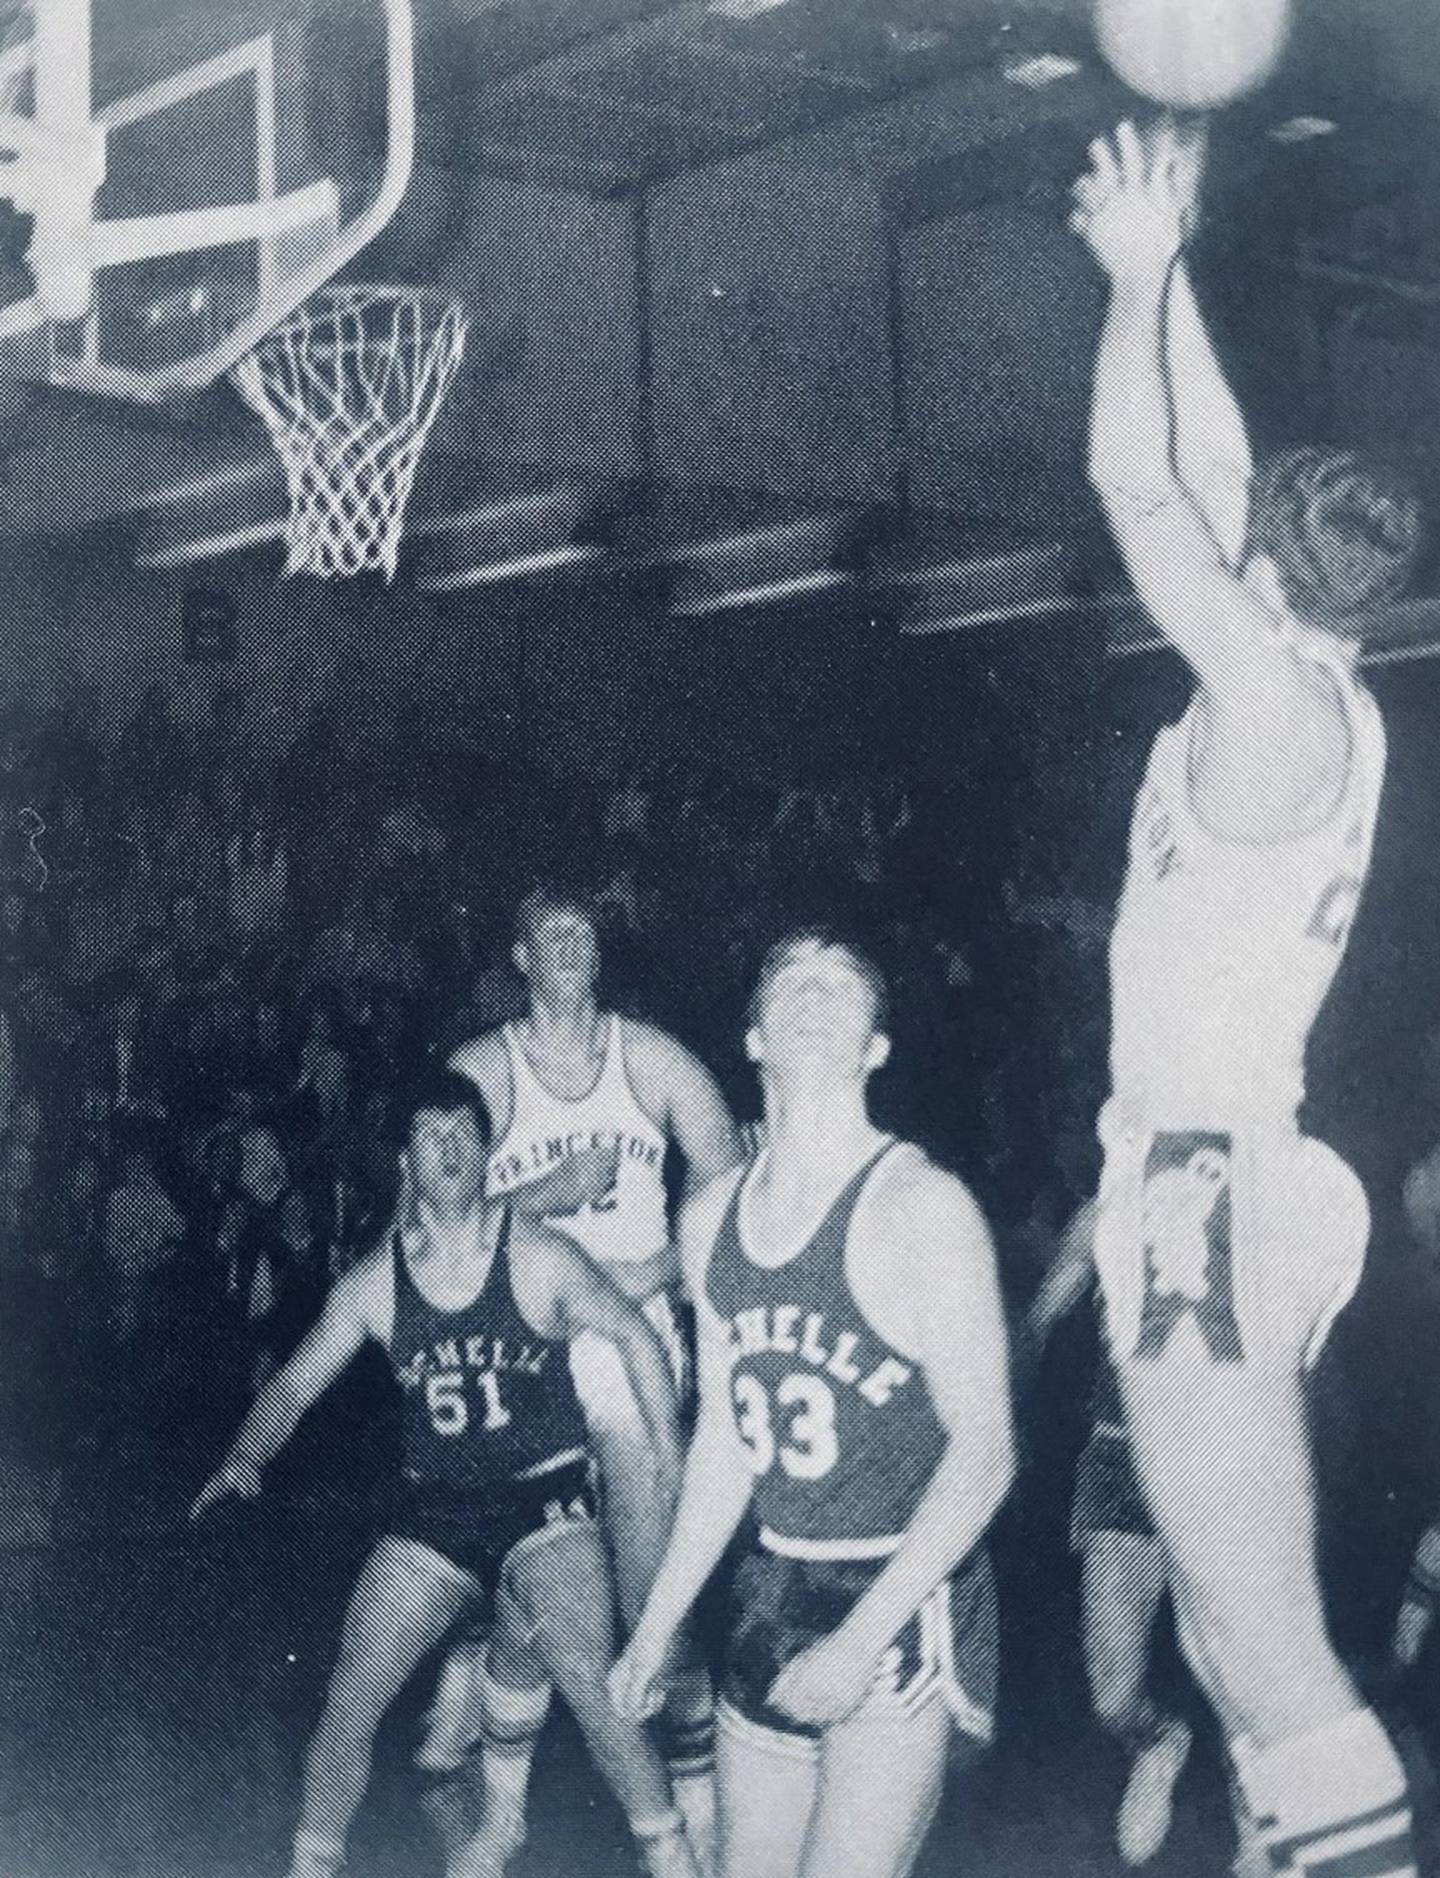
[231,284,468,580]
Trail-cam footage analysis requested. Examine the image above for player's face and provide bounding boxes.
[408,1105,488,1210]
[517,907,600,1001]
[747,942,889,1079]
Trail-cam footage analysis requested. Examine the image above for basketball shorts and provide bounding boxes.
[1093,1119,1369,1371]
[568,1286,692,1432]
[387,1454,595,1591]
[1070,1425,1154,1551]
[718,1540,997,1758]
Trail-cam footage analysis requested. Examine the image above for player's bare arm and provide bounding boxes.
[450,1030,620,1216]
[624,1021,743,1199]
[1074,120,1349,825]
[768,1152,1015,1728]
[610,1173,755,1721]
[510,1216,683,1481]
[190,1247,389,1517]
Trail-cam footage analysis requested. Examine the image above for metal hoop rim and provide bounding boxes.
[246,281,466,347]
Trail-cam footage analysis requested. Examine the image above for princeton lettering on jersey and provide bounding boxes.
[396,1333,551,1390]
[728,1305,915,1407]
[487,1128,664,1193]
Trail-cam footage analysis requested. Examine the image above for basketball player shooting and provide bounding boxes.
[611,928,1013,1878]
[1072,118,1424,1878]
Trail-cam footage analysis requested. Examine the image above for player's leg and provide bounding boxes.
[575,1312,717,1865]
[1082,1528,1169,1740]
[416,1623,491,1775]
[428,1625,551,1877]
[714,1702,818,1878]
[796,1696,950,1878]
[1103,1131,1415,1878]
[292,1547,472,1875]
[1124,1362,1414,1878]
[289,1536,476,1878]
[1390,1519,1440,1672]
[1081,1527,1192,1865]
[494,1518,700,1878]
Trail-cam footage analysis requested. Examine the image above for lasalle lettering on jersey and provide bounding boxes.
[487,1128,663,1194]
[395,1332,551,1392]
[728,1304,915,1408]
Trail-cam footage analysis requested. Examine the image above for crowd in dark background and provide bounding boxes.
[0,671,1112,1437]
[2,668,1438,1877]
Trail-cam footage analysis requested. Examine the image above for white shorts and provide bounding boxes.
[1094,1122,1368,1371]
[568,1287,691,1433]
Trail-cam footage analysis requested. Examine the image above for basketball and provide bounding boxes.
[1094,0,1292,109]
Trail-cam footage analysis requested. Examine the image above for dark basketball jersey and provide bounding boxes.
[387,1212,586,1492]
[706,1141,947,1555]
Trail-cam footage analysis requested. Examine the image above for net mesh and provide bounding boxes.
[230,283,468,580]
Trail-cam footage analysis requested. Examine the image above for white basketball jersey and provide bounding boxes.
[487,1014,670,1264]
[1108,652,1386,1126]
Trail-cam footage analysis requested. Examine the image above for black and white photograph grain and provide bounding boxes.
[2,2,1439,1876]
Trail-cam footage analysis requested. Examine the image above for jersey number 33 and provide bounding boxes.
[732,1370,839,1481]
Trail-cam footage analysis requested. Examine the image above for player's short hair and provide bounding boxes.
[399,1067,491,1145]
[1245,447,1425,632]
[513,879,599,948]
[745,924,892,1039]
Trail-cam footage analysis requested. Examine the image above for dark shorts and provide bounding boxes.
[720,1541,998,1754]
[1070,1426,1154,1550]
[387,1455,595,1590]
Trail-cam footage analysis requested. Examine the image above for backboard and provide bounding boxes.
[0,0,414,401]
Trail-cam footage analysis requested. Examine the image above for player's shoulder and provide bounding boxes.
[334,1237,396,1335]
[617,1014,701,1079]
[448,1027,511,1082]
[875,1141,988,1236]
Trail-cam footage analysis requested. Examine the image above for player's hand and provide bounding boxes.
[1070,118,1205,281]
[609,1620,674,1721]
[766,1626,882,1728]
[556,1142,622,1213]
[189,1455,263,1521]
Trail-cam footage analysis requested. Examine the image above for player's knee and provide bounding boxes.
[508,1534,614,1660]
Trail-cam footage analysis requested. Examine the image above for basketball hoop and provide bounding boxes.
[231,283,468,580]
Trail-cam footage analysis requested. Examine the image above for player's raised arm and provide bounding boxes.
[1075,120,1297,716]
[610,1175,755,1721]
[1166,265,1252,570]
[190,1250,384,1519]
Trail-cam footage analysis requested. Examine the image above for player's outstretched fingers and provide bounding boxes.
[1113,118,1148,187]
[1086,133,1122,197]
